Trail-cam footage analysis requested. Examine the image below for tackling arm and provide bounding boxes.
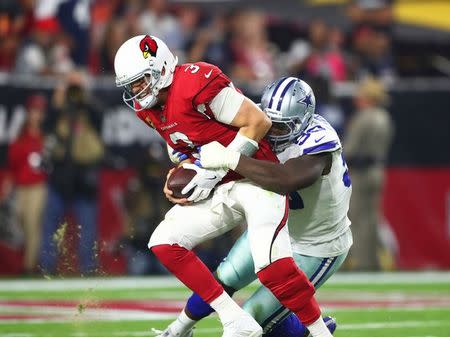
[234,153,329,194]
[198,141,330,194]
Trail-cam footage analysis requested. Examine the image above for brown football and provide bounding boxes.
[167,166,197,199]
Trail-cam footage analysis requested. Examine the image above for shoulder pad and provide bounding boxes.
[176,63,229,104]
[295,115,341,155]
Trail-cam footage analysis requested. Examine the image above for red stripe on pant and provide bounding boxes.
[151,244,223,303]
[257,257,321,325]
[269,196,290,263]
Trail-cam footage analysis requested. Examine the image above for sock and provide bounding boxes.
[257,257,321,325]
[209,291,245,324]
[151,244,223,303]
[169,309,197,335]
[185,280,236,320]
[186,292,215,319]
[306,316,333,337]
[265,313,307,337]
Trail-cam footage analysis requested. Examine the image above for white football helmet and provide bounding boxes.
[260,77,316,153]
[114,35,178,111]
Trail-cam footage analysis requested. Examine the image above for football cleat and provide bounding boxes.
[222,313,263,337]
[151,326,193,337]
[304,316,337,336]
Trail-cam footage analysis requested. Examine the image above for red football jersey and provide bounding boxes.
[136,62,278,181]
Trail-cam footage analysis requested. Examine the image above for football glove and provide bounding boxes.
[181,163,227,202]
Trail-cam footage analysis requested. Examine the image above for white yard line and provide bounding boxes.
[0,272,449,292]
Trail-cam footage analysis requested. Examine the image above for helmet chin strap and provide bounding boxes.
[138,91,158,109]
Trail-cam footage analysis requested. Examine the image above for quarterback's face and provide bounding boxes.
[130,75,151,99]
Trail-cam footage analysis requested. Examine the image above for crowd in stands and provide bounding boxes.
[0,0,398,86]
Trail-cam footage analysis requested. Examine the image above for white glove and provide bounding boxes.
[196,141,241,170]
[181,163,227,202]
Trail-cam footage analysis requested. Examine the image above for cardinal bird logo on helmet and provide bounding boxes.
[139,35,158,59]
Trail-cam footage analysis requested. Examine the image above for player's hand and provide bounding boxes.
[164,168,191,205]
[195,141,241,170]
[181,163,227,202]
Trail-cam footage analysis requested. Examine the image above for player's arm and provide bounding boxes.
[197,141,330,194]
[195,66,271,155]
[206,86,271,157]
[228,97,272,142]
[179,65,270,203]
[235,153,329,194]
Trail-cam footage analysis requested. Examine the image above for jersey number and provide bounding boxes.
[297,125,326,145]
[289,154,350,210]
[289,192,304,210]
[185,64,200,74]
[341,153,351,187]
[169,131,195,148]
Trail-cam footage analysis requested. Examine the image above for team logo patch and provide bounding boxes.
[139,35,158,59]
[145,116,155,129]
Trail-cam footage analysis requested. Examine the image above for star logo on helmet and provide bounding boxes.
[299,94,313,109]
[139,35,158,59]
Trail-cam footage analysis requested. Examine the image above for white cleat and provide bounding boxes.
[222,313,263,337]
[151,326,193,337]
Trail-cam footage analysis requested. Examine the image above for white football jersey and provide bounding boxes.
[277,115,353,257]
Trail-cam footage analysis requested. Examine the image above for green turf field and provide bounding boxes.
[0,272,449,337]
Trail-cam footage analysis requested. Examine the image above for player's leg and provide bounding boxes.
[149,197,262,336]
[235,181,330,337]
[163,227,347,336]
[171,251,346,336]
[160,231,257,336]
[245,252,348,337]
[187,230,256,317]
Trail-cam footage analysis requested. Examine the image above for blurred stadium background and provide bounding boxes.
[0,0,449,336]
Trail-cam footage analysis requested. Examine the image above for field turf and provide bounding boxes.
[0,272,449,337]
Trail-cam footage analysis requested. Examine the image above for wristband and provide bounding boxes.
[227,132,258,157]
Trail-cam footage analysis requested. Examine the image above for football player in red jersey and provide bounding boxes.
[114,35,330,337]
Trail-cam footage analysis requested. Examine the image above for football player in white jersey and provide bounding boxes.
[157,77,352,337]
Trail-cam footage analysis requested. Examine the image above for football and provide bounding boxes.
[167,166,197,199]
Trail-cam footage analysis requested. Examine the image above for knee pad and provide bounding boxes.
[216,258,254,291]
[215,272,237,296]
